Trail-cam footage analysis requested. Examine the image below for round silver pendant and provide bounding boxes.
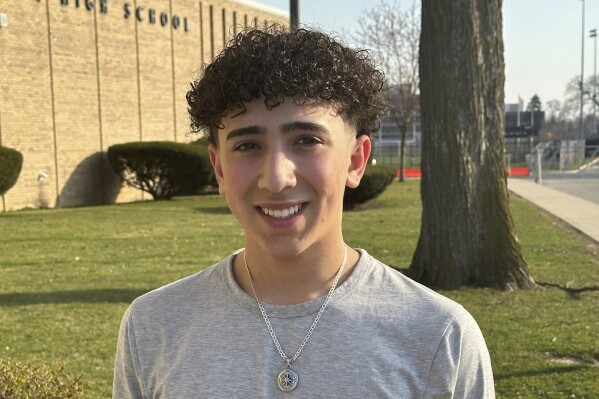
[277,368,299,392]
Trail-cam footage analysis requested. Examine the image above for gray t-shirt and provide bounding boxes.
[113,249,495,398]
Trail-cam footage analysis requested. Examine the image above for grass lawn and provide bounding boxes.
[1,181,598,398]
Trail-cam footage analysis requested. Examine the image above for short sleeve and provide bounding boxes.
[423,308,495,398]
[113,305,145,399]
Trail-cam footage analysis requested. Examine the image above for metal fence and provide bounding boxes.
[370,138,599,181]
[371,139,533,171]
[504,137,538,166]
[531,141,599,182]
[370,141,422,169]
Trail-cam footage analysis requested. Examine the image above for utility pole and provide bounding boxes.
[591,28,597,136]
[579,0,585,140]
[290,0,299,32]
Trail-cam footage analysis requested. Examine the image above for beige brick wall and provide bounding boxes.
[96,2,142,204]
[49,3,103,207]
[0,0,288,211]
[172,1,203,144]
[136,1,175,143]
[0,1,57,210]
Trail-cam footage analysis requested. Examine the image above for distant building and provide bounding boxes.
[374,113,421,143]
[505,103,520,113]
[373,85,421,146]
[504,111,545,138]
[0,0,288,211]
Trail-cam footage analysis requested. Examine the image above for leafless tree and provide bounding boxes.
[540,99,576,140]
[560,75,598,119]
[409,0,534,289]
[539,76,599,139]
[353,0,420,181]
[545,99,562,121]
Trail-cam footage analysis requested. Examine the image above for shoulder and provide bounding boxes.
[355,251,466,321]
[125,254,233,324]
[348,251,486,351]
[358,253,495,396]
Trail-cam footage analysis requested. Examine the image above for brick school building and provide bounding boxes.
[0,0,287,211]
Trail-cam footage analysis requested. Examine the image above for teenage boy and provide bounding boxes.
[113,28,495,398]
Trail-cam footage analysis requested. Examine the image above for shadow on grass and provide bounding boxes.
[0,289,150,306]
[193,206,231,214]
[494,365,587,381]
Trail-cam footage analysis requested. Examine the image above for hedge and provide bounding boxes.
[107,141,213,200]
[343,165,396,210]
[190,138,217,188]
[0,359,84,399]
[0,146,23,196]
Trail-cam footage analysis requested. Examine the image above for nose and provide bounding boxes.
[258,151,297,193]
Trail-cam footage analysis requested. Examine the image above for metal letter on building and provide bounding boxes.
[100,0,107,13]
[136,6,145,22]
[123,3,132,19]
[85,0,94,11]
[160,12,168,27]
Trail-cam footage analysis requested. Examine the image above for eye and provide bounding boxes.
[296,136,323,146]
[233,141,260,152]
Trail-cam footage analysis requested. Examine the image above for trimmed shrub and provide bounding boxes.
[0,146,23,196]
[107,141,213,200]
[0,359,84,399]
[190,138,217,188]
[343,165,396,210]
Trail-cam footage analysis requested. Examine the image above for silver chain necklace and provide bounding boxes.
[243,246,348,392]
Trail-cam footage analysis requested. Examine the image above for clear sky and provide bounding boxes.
[257,0,599,109]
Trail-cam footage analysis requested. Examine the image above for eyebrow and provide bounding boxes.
[281,121,329,134]
[225,121,330,141]
[225,125,266,141]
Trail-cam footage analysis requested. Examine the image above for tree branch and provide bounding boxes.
[536,280,599,293]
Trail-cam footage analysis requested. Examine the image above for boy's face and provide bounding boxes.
[209,99,370,259]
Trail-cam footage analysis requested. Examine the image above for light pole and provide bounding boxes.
[579,0,585,140]
[591,28,597,136]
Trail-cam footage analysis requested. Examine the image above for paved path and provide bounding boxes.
[538,178,599,205]
[508,178,599,243]
[536,163,599,205]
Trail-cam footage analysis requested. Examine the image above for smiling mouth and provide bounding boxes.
[259,203,305,220]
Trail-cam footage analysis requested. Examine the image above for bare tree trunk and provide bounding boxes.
[399,127,407,182]
[408,0,534,289]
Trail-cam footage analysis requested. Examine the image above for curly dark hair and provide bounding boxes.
[186,27,387,143]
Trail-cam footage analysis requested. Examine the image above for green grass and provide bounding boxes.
[1,181,598,398]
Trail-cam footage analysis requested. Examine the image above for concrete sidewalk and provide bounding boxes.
[508,178,599,243]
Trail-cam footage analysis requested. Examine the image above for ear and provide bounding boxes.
[208,143,226,195]
[346,135,371,188]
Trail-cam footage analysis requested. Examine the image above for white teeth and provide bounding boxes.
[260,204,303,220]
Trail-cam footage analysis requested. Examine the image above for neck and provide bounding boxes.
[234,242,359,306]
